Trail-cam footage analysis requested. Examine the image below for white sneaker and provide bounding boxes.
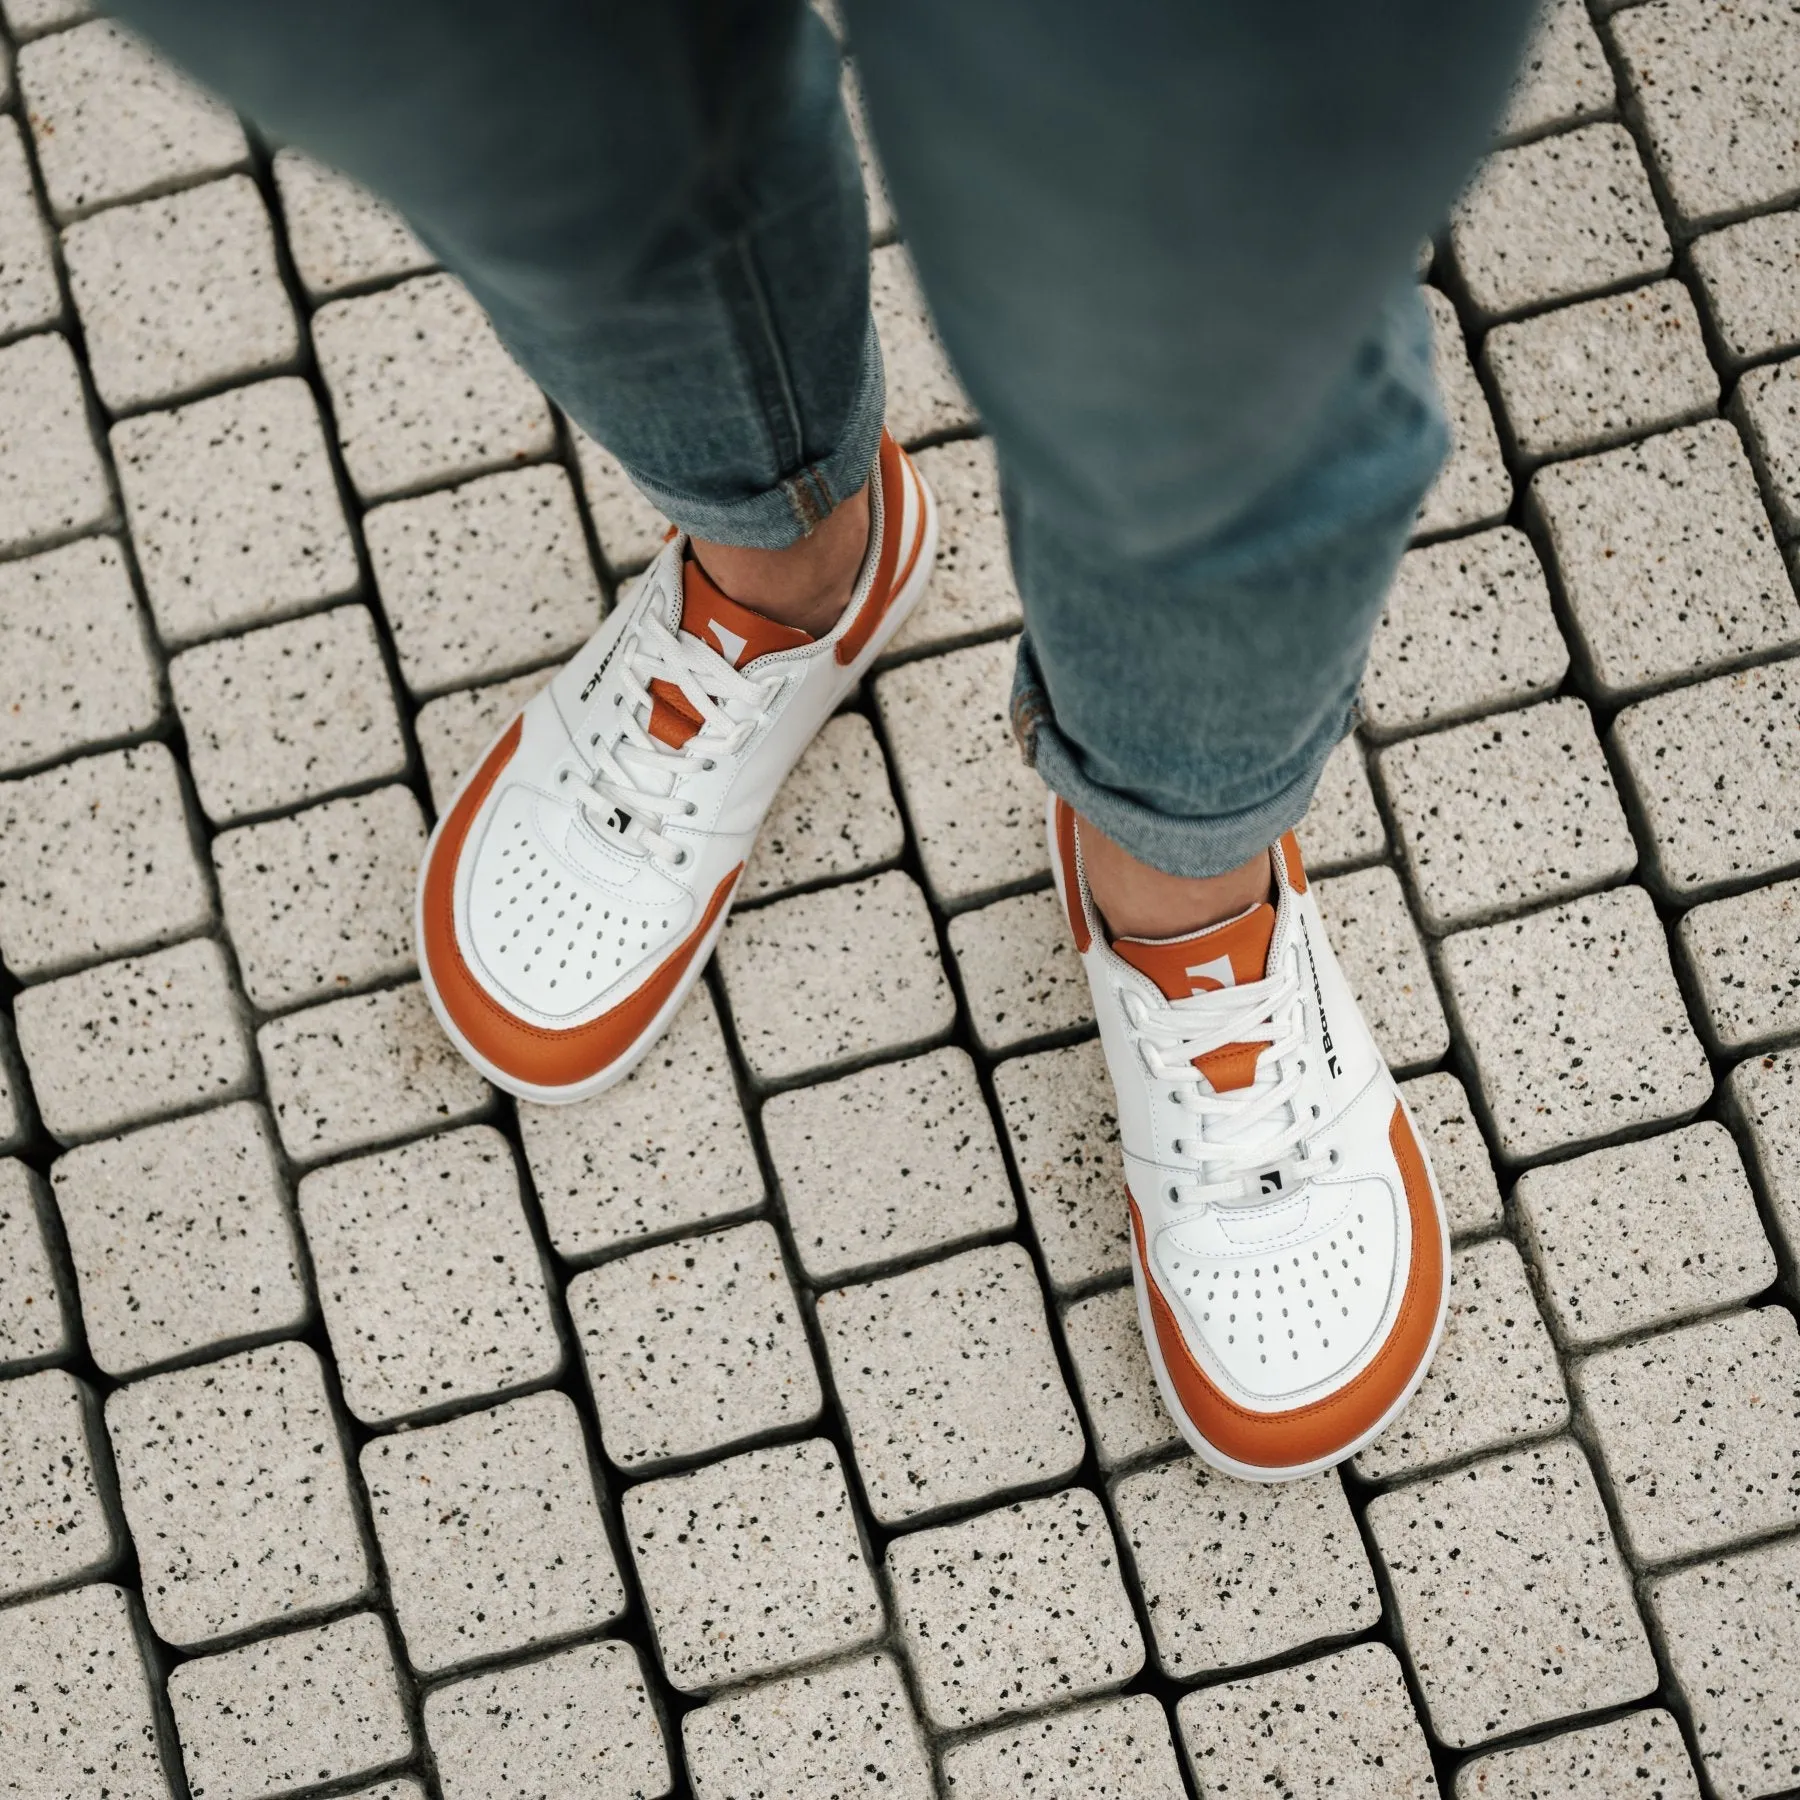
[1048,799,1450,1480]
[417,430,936,1103]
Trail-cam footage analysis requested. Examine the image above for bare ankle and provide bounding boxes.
[1079,815,1274,940]
[689,481,871,637]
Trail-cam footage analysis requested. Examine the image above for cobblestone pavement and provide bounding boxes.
[1,2,1799,1796]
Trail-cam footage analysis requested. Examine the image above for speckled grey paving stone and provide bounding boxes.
[764,1047,1015,1282]
[1692,209,1800,367]
[684,1651,934,1800]
[1452,1708,1700,1800]
[1419,287,1512,536]
[14,937,253,1146]
[871,244,974,444]
[1379,697,1635,931]
[0,333,115,558]
[171,605,408,825]
[1369,1438,1656,1748]
[887,436,1021,657]
[1611,0,1800,229]
[570,424,672,575]
[1297,736,1386,875]
[1483,281,1717,462]
[842,65,893,241]
[717,870,954,1083]
[1498,0,1615,143]
[946,1693,1185,1800]
[0,1024,27,1157]
[361,1389,625,1676]
[1061,1283,1181,1471]
[518,983,760,1261]
[0,1368,118,1601]
[993,1037,1128,1294]
[424,1638,671,1800]
[1530,420,1800,699]
[1401,1071,1504,1237]
[1734,356,1800,535]
[272,149,432,301]
[0,742,211,981]
[1516,1122,1775,1347]
[63,176,300,414]
[948,885,1094,1053]
[1313,865,1447,1072]
[2,0,89,34]
[1613,658,1800,897]
[0,1160,72,1371]
[1680,876,1800,1051]
[1115,1457,1377,1679]
[51,1100,307,1379]
[413,668,549,811]
[1452,126,1667,320]
[624,1438,884,1694]
[105,1339,371,1647]
[887,1485,1142,1730]
[17,20,245,223]
[1176,1643,1437,1800]
[365,465,601,698]
[213,786,425,1013]
[570,1219,819,1469]
[341,1782,425,1800]
[298,1124,559,1426]
[259,981,493,1164]
[742,711,904,900]
[0,1583,173,1800]
[1578,1306,1800,1565]
[0,118,61,341]
[313,272,557,502]
[819,1241,1083,1524]
[1442,885,1712,1162]
[112,377,358,648]
[168,1611,412,1800]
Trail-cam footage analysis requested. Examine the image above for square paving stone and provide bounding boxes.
[1692,208,1800,367]
[1297,735,1386,876]
[0,742,212,980]
[1515,1122,1776,1347]
[272,148,432,301]
[819,1241,1084,1524]
[1613,658,1800,898]
[1498,0,1615,143]
[1529,419,1800,700]
[1353,1238,1567,1482]
[1680,876,1800,1052]
[312,272,556,502]
[570,424,672,575]
[112,377,359,648]
[298,1124,559,1426]
[887,436,1020,657]
[1314,865,1448,1072]
[1577,1306,1800,1565]
[3,0,89,34]
[1368,1438,1656,1748]
[0,333,115,558]
[994,1037,1128,1294]
[1419,288,1512,536]
[1062,1283,1181,1471]
[1401,1070,1504,1237]
[1441,885,1712,1162]
[1379,697,1636,931]
[624,1437,884,1693]
[684,1650,934,1800]
[213,785,425,1013]
[0,1369,119,1601]
[518,983,760,1261]
[948,886,1094,1053]
[887,1485,1142,1730]
[569,1219,820,1469]
[717,870,954,1084]
[167,1611,412,1800]
[1483,281,1717,462]
[1650,1529,1800,1799]
[0,1583,173,1800]
[0,1160,73,1371]
[63,176,299,414]
[51,1100,308,1379]
[14,937,254,1146]
[1115,1457,1377,1680]
[414,668,550,812]
[1451,125,1668,320]
[1452,1708,1700,1800]
[0,118,62,341]
[105,1339,371,1647]
[1175,1643,1437,1800]
[424,1638,671,1800]
[361,1389,625,1676]
[17,19,245,222]
[365,465,601,697]
[259,981,493,1164]
[871,244,974,443]
[1734,355,1800,535]
[945,1693,1184,1800]
[764,1046,1015,1283]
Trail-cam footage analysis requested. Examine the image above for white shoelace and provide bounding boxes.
[1124,962,1332,1210]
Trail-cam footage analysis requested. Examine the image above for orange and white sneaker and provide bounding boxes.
[1048,799,1449,1480]
[417,430,936,1104]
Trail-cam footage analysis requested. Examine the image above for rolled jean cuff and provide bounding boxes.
[1010,633,1345,878]
[628,318,888,550]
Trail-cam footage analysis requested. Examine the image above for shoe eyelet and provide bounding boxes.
[557,769,569,784]
[684,801,698,816]
[1171,1138,1183,1155]
[1167,1185,1180,1202]
[701,758,716,772]
[1311,1104,1321,1120]
[1328,1148,1341,1167]
[590,733,599,746]
[673,849,690,867]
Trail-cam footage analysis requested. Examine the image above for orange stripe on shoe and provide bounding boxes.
[1277,829,1308,894]
[1130,1099,1443,1470]
[836,431,922,667]
[1053,798,1092,953]
[421,717,740,1089]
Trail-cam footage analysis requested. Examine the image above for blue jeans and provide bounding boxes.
[112,0,1534,876]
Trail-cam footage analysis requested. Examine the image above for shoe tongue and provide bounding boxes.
[678,556,814,669]
[1114,901,1276,1001]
